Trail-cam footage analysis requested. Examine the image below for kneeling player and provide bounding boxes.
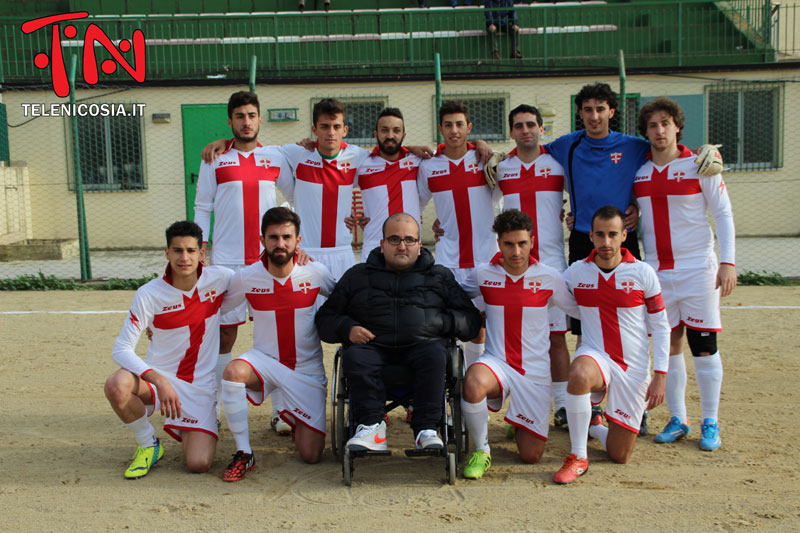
[634,97,735,450]
[105,221,232,479]
[218,207,335,482]
[553,207,670,484]
[460,209,578,479]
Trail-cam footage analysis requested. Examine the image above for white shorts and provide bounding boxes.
[305,245,356,283]
[219,264,251,326]
[576,348,649,434]
[235,349,327,435]
[548,306,569,334]
[451,266,486,312]
[473,354,550,441]
[657,262,722,331]
[144,374,218,441]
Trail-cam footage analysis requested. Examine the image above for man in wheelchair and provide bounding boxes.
[316,213,481,452]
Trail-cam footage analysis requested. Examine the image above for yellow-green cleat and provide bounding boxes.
[463,450,492,480]
[124,439,164,480]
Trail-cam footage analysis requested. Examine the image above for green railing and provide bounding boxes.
[0,1,787,85]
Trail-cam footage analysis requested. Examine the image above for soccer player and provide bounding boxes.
[218,207,335,482]
[634,97,735,451]
[553,206,670,484]
[494,104,571,427]
[418,101,499,367]
[194,91,295,435]
[105,221,233,479]
[460,209,578,479]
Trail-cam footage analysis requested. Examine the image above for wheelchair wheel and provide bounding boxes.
[343,448,353,486]
[447,343,468,464]
[447,452,456,485]
[333,349,349,461]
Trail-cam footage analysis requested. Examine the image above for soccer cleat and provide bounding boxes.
[124,439,164,480]
[553,454,589,485]
[463,450,492,480]
[271,414,291,436]
[639,410,650,436]
[654,416,691,444]
[346,421,388,452]
[553,406,568,428]
[222,450,256,482]
[699,418,722,451]
[415,429,443,450]
[505,424,516,441]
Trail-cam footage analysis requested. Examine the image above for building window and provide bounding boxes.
[706,81,784,170]
[439,93,508,142]
[311,96,387,146]
[68,105,145,191]
[572,94,640,135]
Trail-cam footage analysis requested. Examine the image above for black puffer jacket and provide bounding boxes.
[315,247,481,348]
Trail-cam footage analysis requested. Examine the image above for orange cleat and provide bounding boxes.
[553,454,589,484]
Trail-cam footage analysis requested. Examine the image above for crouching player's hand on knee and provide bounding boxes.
[147,373,182,419]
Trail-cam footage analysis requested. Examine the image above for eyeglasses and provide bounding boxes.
[384,235,420,246]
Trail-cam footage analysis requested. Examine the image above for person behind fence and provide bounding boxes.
[315,212,482,452]
[485,0,521,60]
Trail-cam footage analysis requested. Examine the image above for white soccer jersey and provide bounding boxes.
[634,146,735,271]
[221,257,335,376]
[474,255,578,379]
[494,148,567,270]
[418,144,498,268]
[355,147,423,258]
[563,249,670,375]
[195,140,294,266]
[281,142,370,251]
[112,265,233,390]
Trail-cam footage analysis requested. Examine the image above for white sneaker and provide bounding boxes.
[415,429,443,450]
[346,421,388,451]
[271,414,291,436]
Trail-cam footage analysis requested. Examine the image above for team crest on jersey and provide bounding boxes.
[400,158,415,169]
[526,278,543,293]
[671,170,685,182]
[467,161,480,173]
[338,160,352,172]
[202,288,219,302]
[297,280,312,294]
[256,156,271,168]
[610,152,623,164]
[540,167,552,179]
[620,279,636,294]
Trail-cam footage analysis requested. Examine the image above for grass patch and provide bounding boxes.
[737,270,790,286]
[0,273,157,291]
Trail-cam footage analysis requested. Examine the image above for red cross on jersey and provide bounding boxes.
[112,265,233,388]
[634,145,735,271]
[495,149,566,269]
[221,257,335,376]
[418,147,497,269]
[564,249,670,374]
[195,141,294,266]
[282,142,370,250]
[356,147,422,258]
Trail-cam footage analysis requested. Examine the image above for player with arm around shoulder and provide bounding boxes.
[634,97,735,451]
[553,206,670,484]
[104,221,233,479]
[460,209,579,479]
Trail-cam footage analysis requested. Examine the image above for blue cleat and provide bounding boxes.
[699,418,722,451]
[654,416,691,443]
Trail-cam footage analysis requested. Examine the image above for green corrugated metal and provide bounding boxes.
[0,103,9,165]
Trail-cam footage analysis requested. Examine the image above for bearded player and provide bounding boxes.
[218,207,335,482]
[105,221,232,479]
[634,97,735,451]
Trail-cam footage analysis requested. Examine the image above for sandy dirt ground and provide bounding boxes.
[1,287,799,531]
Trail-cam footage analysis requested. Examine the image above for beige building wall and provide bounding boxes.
[4,66,798,248]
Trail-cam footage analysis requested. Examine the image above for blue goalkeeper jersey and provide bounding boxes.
[545,130,650,234]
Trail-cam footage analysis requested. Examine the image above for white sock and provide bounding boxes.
[461,398,490,454]
[221,379,251,454]
[588,423,608,450]
[666,353,688,423]
[566,392,591,459]
[464,342,484,368]
[216,352,231,416]
[552,381,567,410]
[126,414,157,448]
[694,352,723,421]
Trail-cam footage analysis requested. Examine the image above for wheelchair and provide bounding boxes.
[330,340,468,486]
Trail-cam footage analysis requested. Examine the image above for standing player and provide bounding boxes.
[105,221,232,479]
[460,210,578,479]
[494,104,571,427]
[418,101,499,367]
[634,97,735,451]
[553,206,670,484]
[218,207,335,482]
[194,91,295,436]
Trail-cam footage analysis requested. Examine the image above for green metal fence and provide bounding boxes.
[0,1,792,85]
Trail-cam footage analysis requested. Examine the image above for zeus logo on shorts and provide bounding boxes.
[614,408,632,420]
[181,417,198,424]
[686,316,705,324]
[293,407,311,420]
[516,413,535,425]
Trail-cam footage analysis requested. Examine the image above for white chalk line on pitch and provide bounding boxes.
[3,305,800,315]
